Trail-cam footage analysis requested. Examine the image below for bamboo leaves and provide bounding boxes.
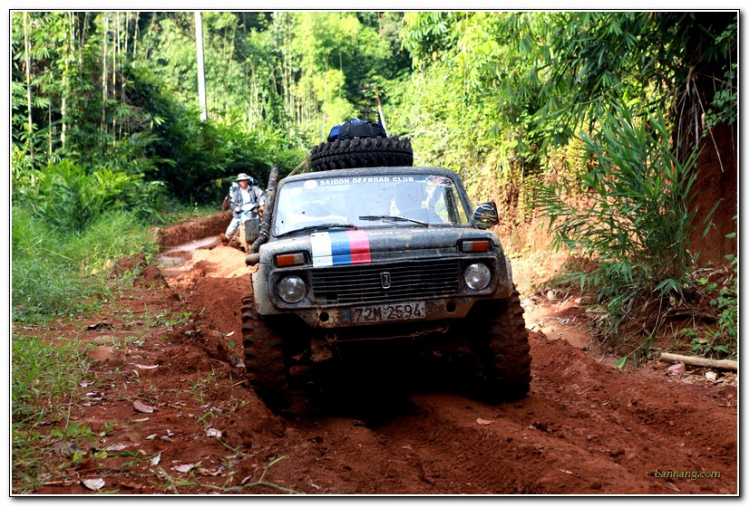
[534,100,708,340]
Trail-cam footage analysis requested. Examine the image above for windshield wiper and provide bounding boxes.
[359,215,429,227]
[276,223,358,238]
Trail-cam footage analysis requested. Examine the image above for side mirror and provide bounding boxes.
[473,201,499,229]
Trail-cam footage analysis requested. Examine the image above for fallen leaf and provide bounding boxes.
[172,463,197,473]
[118,481,142,490]
[476,418,494,425]
[705,371,718,382]
[53,441,82,457]
[667,363,686,375]
[135,364,159,370]
[198,468,223,477]
[665,482,681,492]
[82,478,105,490]
[87,322,113,330]
[79,381,92,388]
[133,417,149,423]
[104,444,128,452]
[133,400,157,413]
[150,453,161,466]
[146,434,157,440]
[225,331,235,337]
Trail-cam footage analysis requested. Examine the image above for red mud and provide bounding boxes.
[154,212,233,247]
[18,214,737,495]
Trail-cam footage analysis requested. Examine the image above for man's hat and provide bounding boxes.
[236,173,251,182]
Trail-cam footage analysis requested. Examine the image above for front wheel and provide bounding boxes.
[469,290,531,402]
[241,296,289,409]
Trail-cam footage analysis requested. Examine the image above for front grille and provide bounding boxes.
[310,259,460,305]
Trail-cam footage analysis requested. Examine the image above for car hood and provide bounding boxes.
[260,227,502,267]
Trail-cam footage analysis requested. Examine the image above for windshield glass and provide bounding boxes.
[273,174,470,237]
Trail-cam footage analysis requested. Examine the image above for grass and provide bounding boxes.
[12,205,160,323]
[153,455,299,494]
[159,201,222,226]
[12,334,95,492]
[11,197,163,492]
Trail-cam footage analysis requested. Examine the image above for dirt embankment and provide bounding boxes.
[153,212,233,247]
[25,215,736,495]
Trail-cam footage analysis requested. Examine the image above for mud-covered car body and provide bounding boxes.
[242,165,530,408]
[252,167,513,333]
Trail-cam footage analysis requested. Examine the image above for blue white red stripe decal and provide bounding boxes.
[310,230,371,267]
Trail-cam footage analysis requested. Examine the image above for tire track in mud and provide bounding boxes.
[157,227,737,495]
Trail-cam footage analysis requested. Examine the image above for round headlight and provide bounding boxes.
[464,263,491,291]
[277,276,306,303]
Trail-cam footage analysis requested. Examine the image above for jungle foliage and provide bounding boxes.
[12,11,737,349]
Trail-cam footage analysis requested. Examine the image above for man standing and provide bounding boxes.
[220,173,265,251]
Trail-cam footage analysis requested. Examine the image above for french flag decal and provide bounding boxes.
[310,230,372,267]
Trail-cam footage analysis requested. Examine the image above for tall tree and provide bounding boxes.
[23,12,34,159]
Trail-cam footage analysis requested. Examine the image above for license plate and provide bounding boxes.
[351,302,426,324]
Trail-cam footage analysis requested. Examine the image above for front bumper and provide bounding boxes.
[281,292,510,329]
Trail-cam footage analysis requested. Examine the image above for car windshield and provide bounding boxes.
[273,173,471,237]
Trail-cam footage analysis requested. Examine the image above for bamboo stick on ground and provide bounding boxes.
[659,352,737,371]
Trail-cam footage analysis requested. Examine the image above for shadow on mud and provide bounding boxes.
[286,346,470,426]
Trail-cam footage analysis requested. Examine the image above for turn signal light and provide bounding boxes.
[461,240,491,253]
[275,252,306,267]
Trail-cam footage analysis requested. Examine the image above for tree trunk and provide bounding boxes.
[195,11,208,121]
[134,11,140,59]
[48,102,52,156]
[112,12,118,146]
[23,12,34,159]
[102,13,108,130]
[62,12,74,149]
[670,13,737,267]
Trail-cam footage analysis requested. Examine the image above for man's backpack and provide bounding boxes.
[327,119,386,143]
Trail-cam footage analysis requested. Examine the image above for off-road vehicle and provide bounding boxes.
[241,162,530,409]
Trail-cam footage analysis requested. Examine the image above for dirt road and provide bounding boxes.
[28,216,737,495]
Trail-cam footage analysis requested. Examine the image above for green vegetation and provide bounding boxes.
[12,203,159,322]
[10,10,738,494]
[12,334,94,490]
[12,12,737,353]
[535,104,707,342]
[693,230,738,359]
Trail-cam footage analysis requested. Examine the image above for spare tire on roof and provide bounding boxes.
[310,119,413,171]
[310,136,414,171]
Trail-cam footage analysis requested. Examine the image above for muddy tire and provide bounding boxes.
[241,297,289,409]
[469,289,531,402]
[309,136,413,171]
